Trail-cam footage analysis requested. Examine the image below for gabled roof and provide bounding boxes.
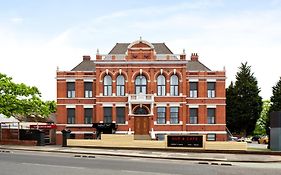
[71,60,96,71]
[187,60,211,71]
[108,43,173,54]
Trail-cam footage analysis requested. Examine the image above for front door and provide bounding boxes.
[134,116,149,135]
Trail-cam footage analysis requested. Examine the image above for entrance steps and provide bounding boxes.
[134,135,151,140]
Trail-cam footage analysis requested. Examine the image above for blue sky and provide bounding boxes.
[0,0,281,100]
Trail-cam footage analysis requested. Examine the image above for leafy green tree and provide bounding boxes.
[254,100,271,135]
[267,77,281,135]
[226,62,263,136]
[0,73,56,117]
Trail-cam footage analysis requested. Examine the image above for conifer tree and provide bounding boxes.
[226,62,263,136]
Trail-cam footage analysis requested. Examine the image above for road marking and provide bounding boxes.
[121,170,182,175]
[20,162,87,170]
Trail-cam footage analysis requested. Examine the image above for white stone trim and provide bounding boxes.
[102,103,113,107]
[169,103,180,107]
[207,105,216,108]
[66,105,76,108]
[57,104,96,106]
[186,124,226,126]
[66,79,75,82]
[115,103,126,107]
[188,104,199,108]
[57,98,97,100]
[83,105,93,108]
[83,79,94,82]
[156,103,167,107]
[188,78,199,82]
[207,79,216,82]
[187,97,226,100]
[186,103,226,106]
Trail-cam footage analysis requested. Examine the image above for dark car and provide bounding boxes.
[251,135,261,141]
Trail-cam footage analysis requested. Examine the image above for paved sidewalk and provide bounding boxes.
[1,145,281,163]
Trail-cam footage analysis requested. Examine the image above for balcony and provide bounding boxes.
[128,94,154,104]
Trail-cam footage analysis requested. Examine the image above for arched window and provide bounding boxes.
[103,75,112,96]
[170,75,179,96]
[157,75,166,96]
[134,107,148,115]
[135,75,147,94]
[116,75,125,96]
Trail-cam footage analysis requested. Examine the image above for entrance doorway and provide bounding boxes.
[134,116,149,135]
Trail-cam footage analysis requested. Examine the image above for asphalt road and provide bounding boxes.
[0,150,281,175]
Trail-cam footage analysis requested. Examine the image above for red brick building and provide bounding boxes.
[56,39,226,144]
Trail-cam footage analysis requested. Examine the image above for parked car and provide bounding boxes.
[258,135,269,144]
[251,135,261,141]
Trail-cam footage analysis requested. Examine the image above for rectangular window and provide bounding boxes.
[67,108,75,124]
[170,86,179,96]
[170,107,179,124]
[207,134,216,141]
[117,85,125,96]
[84,82,93,98]
[157,107,166,124]
[116,107,125,124]
[104,86,112,96]
[84,108,93,124]
[104,107,112,123]
[189,108,198,124]
[67,82,75,98]
[207,108,216,124]
[189,82,198,98]
[157,85,165,96]
[207,82,216,98]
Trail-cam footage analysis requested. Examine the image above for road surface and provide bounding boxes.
[0,150,280,175]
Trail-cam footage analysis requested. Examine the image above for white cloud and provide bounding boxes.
[1,1,280,100]
[10,17,24,24]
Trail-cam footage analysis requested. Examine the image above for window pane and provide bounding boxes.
[170,107,179,124]
[207,82,215,90]
[170,107,178,112]
[157,75,165,85]
[104,107,112,123]
[67,82,75,91]
[84,108,93,124]
[117,75,125,85]
[84,82,92,91]
[104,75,112,85]
[170,75,178,85]
[116,107,125,124]
[207,134,216,141]
[157,107,166,124]
[67,108,75,124]
[190,82,198,90]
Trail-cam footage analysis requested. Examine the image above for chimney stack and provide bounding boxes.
[191,53,199,61]
[180,49,186,60]
[83,55,91,61]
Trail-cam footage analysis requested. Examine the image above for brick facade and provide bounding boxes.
[56,39,227,144]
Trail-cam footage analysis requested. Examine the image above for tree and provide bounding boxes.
[267,77,281,135]
[226,62,263,136]
[226,81,238,133]
[253,100,271,135]
[0,73,56,117]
